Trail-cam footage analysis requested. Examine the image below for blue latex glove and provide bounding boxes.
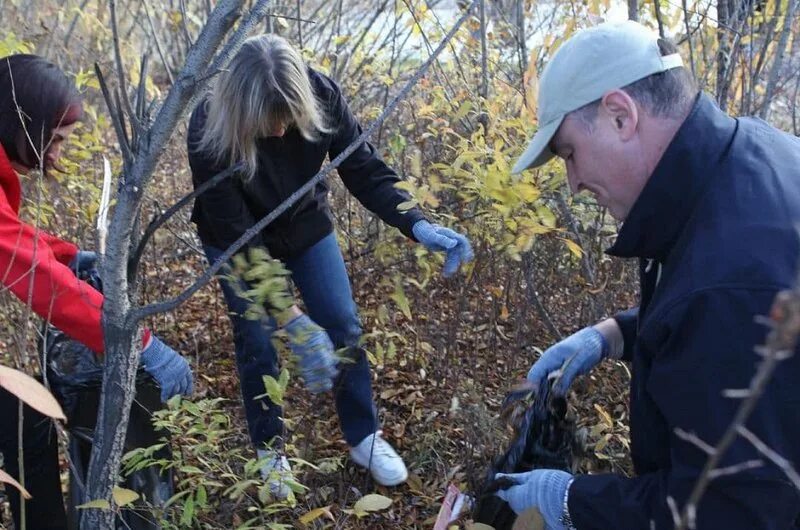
[411,220,474,278]
[495,469,573,529]
[69,250,102,289]
[527,326,608,396]
[284,315,339,394]
[140,336,194,402]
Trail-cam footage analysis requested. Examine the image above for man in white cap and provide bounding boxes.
[495,20,800,529]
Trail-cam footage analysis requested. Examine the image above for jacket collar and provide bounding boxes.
[607,92,737,261]
[0,143,21,213]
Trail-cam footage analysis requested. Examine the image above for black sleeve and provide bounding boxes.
[326,82,426,240]
[613,306,639,361]
[569,288,800,529]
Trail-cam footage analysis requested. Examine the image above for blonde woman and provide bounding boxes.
[187,34,472,496]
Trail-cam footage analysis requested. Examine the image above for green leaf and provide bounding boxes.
[112,487,139,507]
[262,370,287,405]
[389,276,412,320]
[180,496,195,526]
[77,499,111,510]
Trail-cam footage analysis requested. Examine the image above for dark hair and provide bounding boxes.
[574,38,698,128]
[0,54,83,168]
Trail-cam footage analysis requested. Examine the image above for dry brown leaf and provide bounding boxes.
[0,365,65,420]
[0,469,31,499]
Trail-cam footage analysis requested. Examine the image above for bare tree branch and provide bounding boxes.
[738,426,800,489]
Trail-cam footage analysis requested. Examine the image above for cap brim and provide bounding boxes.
[511,115,564,174]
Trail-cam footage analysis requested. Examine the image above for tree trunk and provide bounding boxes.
[80,1,274,527]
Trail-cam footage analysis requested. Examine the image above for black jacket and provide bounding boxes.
[569,94,800,529]
[187,68,425,260]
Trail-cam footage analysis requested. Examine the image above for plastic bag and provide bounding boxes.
[473,381,579,529]
[39,273,173,530]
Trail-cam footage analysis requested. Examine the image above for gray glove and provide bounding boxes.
[284,315,339,393]
[141,336,194,402]
[527,326,608,396]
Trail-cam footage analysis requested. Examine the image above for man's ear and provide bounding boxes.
[600,89,638,141]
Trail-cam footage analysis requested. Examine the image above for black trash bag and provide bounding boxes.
[39,274,174,530]
[473,381,579,529]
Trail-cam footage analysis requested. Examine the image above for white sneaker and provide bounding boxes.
[256,449,293,500]
[349,432,408,486]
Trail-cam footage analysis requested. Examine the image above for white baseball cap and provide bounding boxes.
[512,20,684,173]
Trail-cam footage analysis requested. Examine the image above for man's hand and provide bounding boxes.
[140,336,194,402]
[495,469,573,529]
[527,326,608,396]
[412,220,474,277]
[284,314,339,394]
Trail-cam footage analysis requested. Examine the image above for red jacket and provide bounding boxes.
[0,144,107,353]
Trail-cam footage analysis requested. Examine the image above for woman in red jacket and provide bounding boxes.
[0,54,192,529]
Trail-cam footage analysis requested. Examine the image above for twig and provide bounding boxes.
[479,0,488,100]
[94,63,133,168]
[674,428,715,455]
[133,0,481,322]
[653,0,666,38]
[706,459,763,480]
[142,0,175,85]
[737,426,800,489]
[296,0,303,48]
[109,0,133,127]
[680,0,696,77]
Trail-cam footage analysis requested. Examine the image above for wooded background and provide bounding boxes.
[0,0,798,527]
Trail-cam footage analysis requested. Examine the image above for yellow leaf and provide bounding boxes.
[0,469,30,499]
[517,183,541,203]
[333,34,351,46]
[0,365,65,420]
[77,499,112,510]
[560,238,584,258]
[353,493,393,516]
[536,205,556,228]
[397,200,418,212]
[299,505,334,525]
[112,486,139,507]
[594,403,613,428]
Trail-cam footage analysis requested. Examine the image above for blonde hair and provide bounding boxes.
[198,34,331,180]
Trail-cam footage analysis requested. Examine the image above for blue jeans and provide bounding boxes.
[204,233,377,448]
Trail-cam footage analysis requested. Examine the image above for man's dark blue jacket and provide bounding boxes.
[568,93,800,529]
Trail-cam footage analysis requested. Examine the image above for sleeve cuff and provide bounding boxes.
[400,208,427,241]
